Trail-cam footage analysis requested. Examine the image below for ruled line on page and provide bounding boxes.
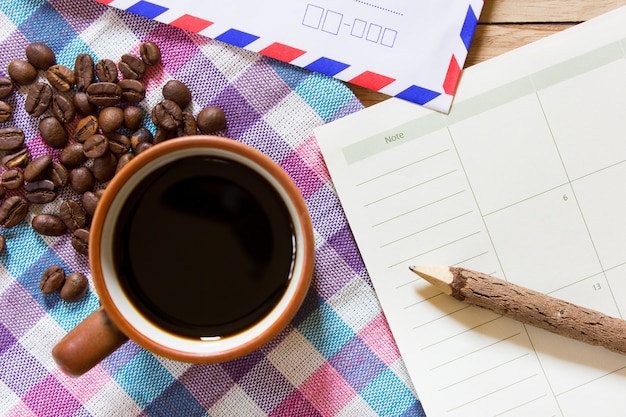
[422,316,507,353]
[388,231,482,269]
[380,211,473,248]
[427,330,520,370]
[371,190,466,228]
[363,170,457,207]
[446,374,539,413]
[355,148,451,187]
[438,353,531,392]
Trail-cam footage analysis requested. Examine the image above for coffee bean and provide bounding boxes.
[130,127,153,151]
[70,228,89,256]
[98,106,124,132]
[59,200,86,232]
[95,59,118,83]
[105,132,130,155]
[2,148,30,168]
[118,54,145,80]
[0,184,5,200]
[73,92,97,116]
[60,271,89,301]
[8,60,37,84]
[0,196,29,228]
[0,235,5,253]
[162,80,191,109]
[39,117,68,148]
[116,153,134,173]
[83,134,109,158]
[86,82,122,107]
[51,94,76,124]
[24,154,52,182]
[40,265,65,294]
[93,152,117,183]
[25,82,53,117]
[69,166,95,194]
[74,115,98,143]
[153,128,176,144]
[46,64,75,92]
[134,141,152,155]
[48,162,69,188]
[32,214,67,236]
[0,77,14,99]
[25,42,56,70]
[25,179,57,204]
[81,191,100,217]
[59,142,87,167]
[140,41,161,66]
[197,106,227,133]
[1,169,24,190]
[0,127,25,150]
[123,106,143,131]
[0,101,12,123]
[152,99,182,131]
[178,112,198,136]
[118,79,145,103]
[74,53,94,91]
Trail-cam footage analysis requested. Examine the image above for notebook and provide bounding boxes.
[316,6,626,417]
[95,0,483,113]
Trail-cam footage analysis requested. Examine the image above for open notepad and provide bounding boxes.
[316,7,626,417]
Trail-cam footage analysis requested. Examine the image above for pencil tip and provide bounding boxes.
[408,265,416,271]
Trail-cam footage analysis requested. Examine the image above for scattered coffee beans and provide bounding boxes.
[71,228,89,256]
[69,166,95,194]
[40,265,65,294]
[0,101,12,123]
[46,64,75,92]
[152,99,183,131]
[98,106,124,132]
[74,54,94,91]
[25,82,53,117]
[26,42,56,70]
[25,179,57,204]
[1,40,228,306]
[118,54,145,80]
[0,77,14,99]
[0,196,29,228]
[162,80,191,109]
[139,41,161,66]
[60,272,89,302]
[0,127,25,150]
[197,106,227,133]
[24,155,52,182]
[39,116,68,148]
[59,200,86,232]
[31,214,67,236]
[1,169,24,190]
[8,60,37,84]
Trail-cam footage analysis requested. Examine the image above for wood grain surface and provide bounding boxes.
[349,0,626,107]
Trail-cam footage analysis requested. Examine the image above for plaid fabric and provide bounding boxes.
[0,0,424,416]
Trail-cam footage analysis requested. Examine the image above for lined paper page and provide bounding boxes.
[316,7,626,417]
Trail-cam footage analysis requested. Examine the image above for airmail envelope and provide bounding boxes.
[96,0,483,113]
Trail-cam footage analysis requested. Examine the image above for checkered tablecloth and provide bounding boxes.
[0,0,424,415]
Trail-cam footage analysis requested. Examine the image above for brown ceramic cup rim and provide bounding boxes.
[90,135,314,363]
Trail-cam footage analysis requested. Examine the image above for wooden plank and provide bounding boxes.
[480,0,626,23]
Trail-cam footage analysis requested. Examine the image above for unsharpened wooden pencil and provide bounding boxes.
[409,265,626,355]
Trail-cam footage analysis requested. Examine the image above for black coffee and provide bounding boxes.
[114,155,295,339]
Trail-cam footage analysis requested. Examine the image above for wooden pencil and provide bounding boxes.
[409,265,626,355]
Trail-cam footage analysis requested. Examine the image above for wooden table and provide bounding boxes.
[349,0,626,107]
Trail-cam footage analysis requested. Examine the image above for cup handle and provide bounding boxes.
[52,306,128,376]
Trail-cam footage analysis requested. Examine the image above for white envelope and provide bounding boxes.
[97,0,484,113]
